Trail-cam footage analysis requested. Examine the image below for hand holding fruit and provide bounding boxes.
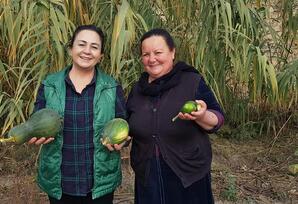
[100,118,130,151]
[0,108,62,146]
[178,100,207,121]
[172,100,207,122]
[102,136,132,151]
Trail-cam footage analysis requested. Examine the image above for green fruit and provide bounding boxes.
[101,118,129,145]
[172,100,201,122]
[180,101,198,113]
[1,108,63,145]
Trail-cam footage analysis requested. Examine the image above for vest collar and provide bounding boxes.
[44,65,117,90]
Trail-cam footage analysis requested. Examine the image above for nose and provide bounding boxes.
[148,54,155,63]
[83,45,91,54]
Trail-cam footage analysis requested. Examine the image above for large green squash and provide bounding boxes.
[0,108,63,145]
[101,118,129,145]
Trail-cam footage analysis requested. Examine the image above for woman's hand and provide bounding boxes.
[178,100,207,121]
[28,137,55,145]
[102,136,132,151]
[178,100,218,130]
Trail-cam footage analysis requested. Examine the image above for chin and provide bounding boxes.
[79,63,95,68]
[148,70,161,76]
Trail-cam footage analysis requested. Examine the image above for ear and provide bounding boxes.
[172,48,176,60]
[98,54,104,63]
[68,48,72,57]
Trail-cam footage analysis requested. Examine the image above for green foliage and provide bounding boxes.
[219,123,260,140]
[220,173,238,201]
[0,0,297,136]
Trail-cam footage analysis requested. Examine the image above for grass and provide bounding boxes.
[0,130,297,203]
[0,0,297,203]
[1,0,297,136]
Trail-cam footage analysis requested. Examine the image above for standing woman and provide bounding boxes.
[29,25,128,204]
[127,28,224,204]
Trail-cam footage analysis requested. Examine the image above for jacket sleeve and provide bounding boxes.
[195,77,224,133]
[115,85,127,119]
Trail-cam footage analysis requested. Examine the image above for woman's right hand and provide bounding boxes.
[102,136,132,151]
[28,137,55,145]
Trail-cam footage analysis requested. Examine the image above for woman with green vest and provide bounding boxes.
[28,25,129,204]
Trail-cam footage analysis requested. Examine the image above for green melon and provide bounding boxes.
[101,118,129,145]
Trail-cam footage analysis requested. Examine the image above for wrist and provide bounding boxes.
[195,110,207,122]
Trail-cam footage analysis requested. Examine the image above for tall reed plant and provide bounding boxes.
[0,0,297,137]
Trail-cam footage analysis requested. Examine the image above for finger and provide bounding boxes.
[100,138,114,151]
[179,112,194,120]
[126,136,132,141]
[43,137,55,144]
[28,137,37,144]
[184,113,196,120]
[191,109,201,116]
[195,100,207,110]
[35,137,46,145]
[178,112,187,120]
[106,144,115,151]
[113,144,122,151]
[124,136,132,144]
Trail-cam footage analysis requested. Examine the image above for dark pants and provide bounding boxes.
[48,192,114,204]
[135,156,214,204]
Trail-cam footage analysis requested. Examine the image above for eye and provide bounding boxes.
[92,46,99,50]
[78,43,85,47]
[142,53,149,57]
[153,50,163,56]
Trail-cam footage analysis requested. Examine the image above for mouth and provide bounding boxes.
[148,64,160,69]
[80,56,93,60]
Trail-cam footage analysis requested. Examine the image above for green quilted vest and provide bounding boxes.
[37,65,122,199]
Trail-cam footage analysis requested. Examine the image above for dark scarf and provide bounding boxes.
[138,61,199,96]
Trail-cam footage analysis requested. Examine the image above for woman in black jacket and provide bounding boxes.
[127,28,224,204]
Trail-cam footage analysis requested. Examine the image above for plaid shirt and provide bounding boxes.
[34,71,126,196]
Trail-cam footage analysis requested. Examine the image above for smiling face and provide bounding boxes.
[141,36,175,82]
[69,29,103,71]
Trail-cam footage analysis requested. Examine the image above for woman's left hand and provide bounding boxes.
[178,100,219,130]
[102,136,132,151]
[178,100,207,121]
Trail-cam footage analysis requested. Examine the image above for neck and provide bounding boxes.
[148,76,155,83]
[69,66,96,93]
[70,65,95,78]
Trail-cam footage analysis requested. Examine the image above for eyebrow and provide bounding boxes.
[142,49,163,53]
[77,40,100,47]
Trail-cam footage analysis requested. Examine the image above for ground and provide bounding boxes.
[0,132,297,204]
